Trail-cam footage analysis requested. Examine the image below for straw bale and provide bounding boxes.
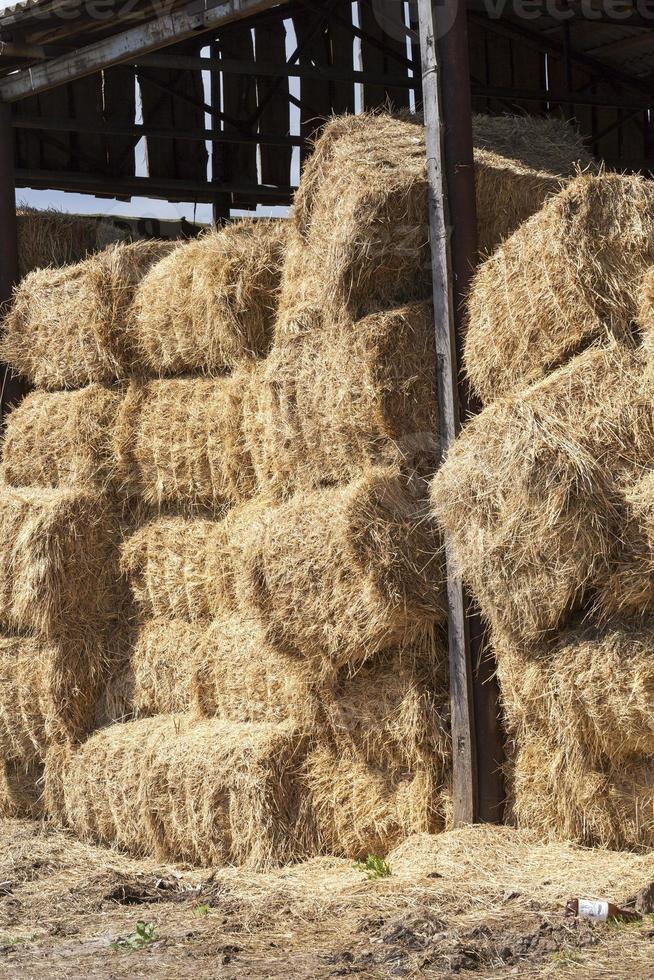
[496,619,654,767]
[45,715,312,868]
[16,208,113,278]
[278,112,591,338]
[321,630,450,775]
[508,732,654,851]
[465,171,654,403]
[638,264,654,357]
[280,113,431,330]
[237,468,445,675]
[114,370,255,512]
[1,385,123,491]
[1,240,172,390]
[0,760,43,818]
[0,485,119,642]
[303,747,442,859]
[0,632,108,763]
[244,302,438,497]
[129,220,285,375]
[431,344,646,643]
[592,469,654,619]
[119,501,263,621]
[472,114,593,256]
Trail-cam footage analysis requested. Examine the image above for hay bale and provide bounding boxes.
[593,469,654,619]
[508,732,654,851]
[472,114,593,256]
[278,112,591,337]
[303,746,442,859]
[278,113,430,333]
[129,220,285,375]
[237,468,445,674]
[130,619,200,717]
[0,633,107,763]
[638,264,654,357]
[0,485,119,642]
[495,620,654,767]
[0,760,43,818]
[119,504,257,621]
[1,240,172,390]
[16,208,115,278]
[1,385,123,491]
[244,302,438,497]
[114,371,255,512]
[430,344,645,644]
[321,631,450,775]
[45,715,312,867]
[465,171,654,404]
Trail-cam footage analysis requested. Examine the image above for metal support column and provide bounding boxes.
[0,101,26,427]
[417,0,504,826]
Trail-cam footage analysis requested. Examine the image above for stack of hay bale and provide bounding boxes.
[432,169,654,849]
[0,110,592,866]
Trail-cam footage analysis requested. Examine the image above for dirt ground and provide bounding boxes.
[0,819,653,979]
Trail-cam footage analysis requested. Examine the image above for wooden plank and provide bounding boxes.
[14,167,294,203]
[417,0,477,826]
[12,95,42,171]
[0,103,29,425]
[0,0,279,102]
[69,74,106,174]
[254,15,292,188]
[326,11,355,115]
[220,21,258,207]
[138,39,209,183]
[360,0,411,110]
[36,84,70,169]
[292,7,332,164]
[104,65,137,177]
[468,18,489,115]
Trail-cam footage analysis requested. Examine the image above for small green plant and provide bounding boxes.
[353,855,391,879]
[112,920,157,951]
[551,948,583,967]
[194,903,209,917]
[0,933,39,951]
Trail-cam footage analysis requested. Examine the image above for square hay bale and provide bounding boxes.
[278,112,591,338]
[0,485,119,641]
[465,171,654,404]
[244,302,438,497]
[119,503,261,621]
[280,113,430,331]
[471,113,593,256]
[507,732,654,851]
[237,468,445,675]
[321,628,450,776]
[1,385,123,491]
[45,715,313,868]
[638,264,654,357]
[114,371,255,512]
[431,345,645,644]
[303,746,443,859]
[0,760,43,818]
[495,620,654,767]
[592,469,654,619]
[1,240,172,390]
[0,633,107,763]
[17,208,111,278]
[129,220,285,375]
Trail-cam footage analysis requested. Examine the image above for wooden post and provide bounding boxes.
[210,39,231,226]
[417,0,477,825]
[0,101,26,428]
[434,0,505,824]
